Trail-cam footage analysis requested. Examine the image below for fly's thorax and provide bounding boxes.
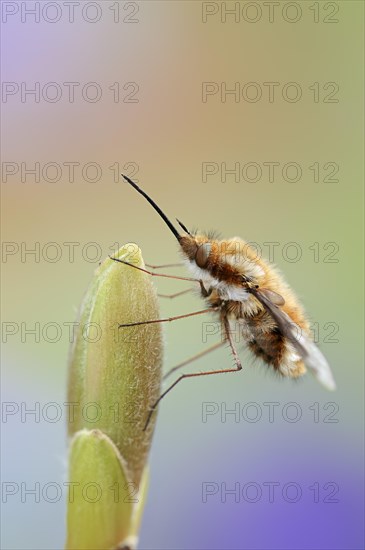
[180,234,267,299]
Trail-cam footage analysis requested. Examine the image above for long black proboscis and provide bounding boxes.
[122,174,181,241]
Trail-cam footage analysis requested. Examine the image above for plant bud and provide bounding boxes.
[66,244,163,549]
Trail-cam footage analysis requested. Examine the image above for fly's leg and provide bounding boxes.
[158,288,193,299]
[163,341,225,381]
[119,307,219,328]
[144,316,242,430]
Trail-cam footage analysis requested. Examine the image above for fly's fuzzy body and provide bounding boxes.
[121,174,336,393]
[180,234,310,380]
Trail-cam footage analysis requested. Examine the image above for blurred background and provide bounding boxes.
[1,1,364,549]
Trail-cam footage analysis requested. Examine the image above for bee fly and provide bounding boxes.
[112,175,336,430]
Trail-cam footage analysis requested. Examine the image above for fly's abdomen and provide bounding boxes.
[244,312,307,378]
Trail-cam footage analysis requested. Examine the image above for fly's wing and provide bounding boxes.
[249,287,307,356]
[250,287,336,391]
[258,288,286,306]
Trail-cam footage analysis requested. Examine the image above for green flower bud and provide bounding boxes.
[66,244,163,549]
[66,429,136,550]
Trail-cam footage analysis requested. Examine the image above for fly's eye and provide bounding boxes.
[195,243,211,268]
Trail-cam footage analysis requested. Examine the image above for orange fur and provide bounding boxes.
[180,234,310,379]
